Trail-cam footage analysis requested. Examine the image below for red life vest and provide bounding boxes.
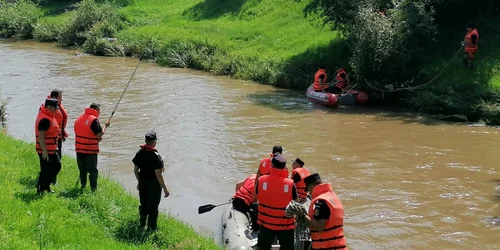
[35,107,60,154]
[233,174,257,206]
[313,68,329,91]
[291,167,311,200]
[335,70,348,90]
[464,29,479,52]
[74,108,101,154]
[39,97,68,138]
[257,168,295,231]
[308,183,347,250]
[259,154,274,176]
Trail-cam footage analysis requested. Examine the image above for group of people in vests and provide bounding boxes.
[35,90,169,231]
[232,145,347,250]
[312,67,350,94]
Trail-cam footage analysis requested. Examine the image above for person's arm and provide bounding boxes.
[235,180,245,193]
[90,119,104,140]
[254,179,259,203]
[319,77,325,92]
[471,34,478,45]
[154,153,169,197]
[292,184,299,202]
[304,200,330,231]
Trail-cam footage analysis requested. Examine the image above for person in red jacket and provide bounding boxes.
[233,174,259,230]
[463,22,479,66]
[290,158,311,203]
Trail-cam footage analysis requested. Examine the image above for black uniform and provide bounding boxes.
[132,141,164,231]
[36,117,61,194]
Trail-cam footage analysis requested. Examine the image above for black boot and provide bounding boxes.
[147,213,158,231]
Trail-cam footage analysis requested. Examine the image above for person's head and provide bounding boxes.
[44,98,58,113]
[291,158,305,170]
[271,154,287,169]
[337,67,346,73]
[144,131,157,147]
[303,173,322,194]
[467,22,474,32]
[272,145,283,155]
[89,103,101,116]
[50,89,62,103]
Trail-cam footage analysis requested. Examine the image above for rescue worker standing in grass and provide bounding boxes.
[39,89,68,185]
[35,98,61,194]
[74,103,109,192]
[256,154,298,250]
[133,131,170,231]
[233,174,259,231]
[300,173,347,250]
[290,158,311,203]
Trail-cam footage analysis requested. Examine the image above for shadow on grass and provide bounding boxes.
[40,0,80,16]
[58,187,82,199]
[115,220,164,245]
[19,176,38,187]
[183,0,246,21]
[15,190,43,203]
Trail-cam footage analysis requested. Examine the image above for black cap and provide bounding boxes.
[271,154,287,169]
[145,131,157,142]
[272,145,283,154]
[44,98,58,108]
[303,173,321,187]
[467,22,474,28]
[291,158,305,167]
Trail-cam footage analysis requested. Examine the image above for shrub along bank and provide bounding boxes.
[0,132,222,250]
[1,0,500,124]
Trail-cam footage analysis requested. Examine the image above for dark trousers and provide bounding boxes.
[37,153,61,192]
[76,153,98,190]
[233,198,259,231]
[51,139,63,184]
[315,86,342,94]
[139,180,162,230]
[257,226,295,250]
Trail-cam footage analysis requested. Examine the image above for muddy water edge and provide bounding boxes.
[0,40,499,249]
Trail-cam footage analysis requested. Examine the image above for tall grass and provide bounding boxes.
[0,133,222,250]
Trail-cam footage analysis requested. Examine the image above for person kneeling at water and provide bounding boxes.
[233,174,259,231]
[133,131,170,231]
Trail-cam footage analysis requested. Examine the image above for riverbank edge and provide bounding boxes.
[0,132,223,250]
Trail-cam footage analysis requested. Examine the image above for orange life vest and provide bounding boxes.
[35,107,60,154]
[308,183,347,250]
[257,168,295,231]
[335,70,348,90]
[74,108,101,154]
[313,68,328,91]
[39,98,68,138]
[234,174,257,206]
[464,29,479,52]
[259,154,274,176]
[291,167,311,200]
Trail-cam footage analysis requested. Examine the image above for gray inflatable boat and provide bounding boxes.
[221,199,311,250]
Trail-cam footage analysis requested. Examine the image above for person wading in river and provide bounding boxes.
[74,103,109,192]
[133,131,170,231]
[255,154,297,250]
[39,89,68,185]
[299,173,347,250]
[35,98,61,194]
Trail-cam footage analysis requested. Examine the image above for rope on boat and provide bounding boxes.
[286,200,310,250]
[364,44,465,93]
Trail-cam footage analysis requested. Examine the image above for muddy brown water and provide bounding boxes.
[1,39,499,249]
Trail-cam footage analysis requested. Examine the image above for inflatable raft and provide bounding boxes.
[306,85,369,107]
[221,199,311,250]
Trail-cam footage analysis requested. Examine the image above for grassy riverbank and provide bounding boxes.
[1,0,500,124]
[0,132,222,250]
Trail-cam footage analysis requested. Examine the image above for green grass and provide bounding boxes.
[0,132,222,250]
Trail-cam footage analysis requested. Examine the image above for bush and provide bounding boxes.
[33,17,67,42]
[0,0,42,38]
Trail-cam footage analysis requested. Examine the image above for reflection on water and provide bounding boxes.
[1,40,499,249]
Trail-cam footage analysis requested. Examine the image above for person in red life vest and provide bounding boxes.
[313,67,329,92]
[254,145,284,195]
[233,174,259,231]
[133,131,170,231]
[327,67,351,94]
[290,158,311,203]
[300,173,347,250]
[462,22,479,66]
[35,98,61,194]
[74,103,110,192]
[39,89,68,185]
[255,154,298,250]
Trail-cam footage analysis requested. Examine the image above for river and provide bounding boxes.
[1,39,499,249]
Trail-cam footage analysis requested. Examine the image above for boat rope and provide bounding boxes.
[286,200,310,250]
[364,44,465,93]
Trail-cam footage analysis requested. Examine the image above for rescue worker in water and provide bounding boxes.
[35,98,61,194]
[256,154,298,250]
[299,173,347,250]
[313,67,350,94]
[462,22,479,66]
[39,89,68,185]
[233,174,259,231]
[133,131,170,231]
